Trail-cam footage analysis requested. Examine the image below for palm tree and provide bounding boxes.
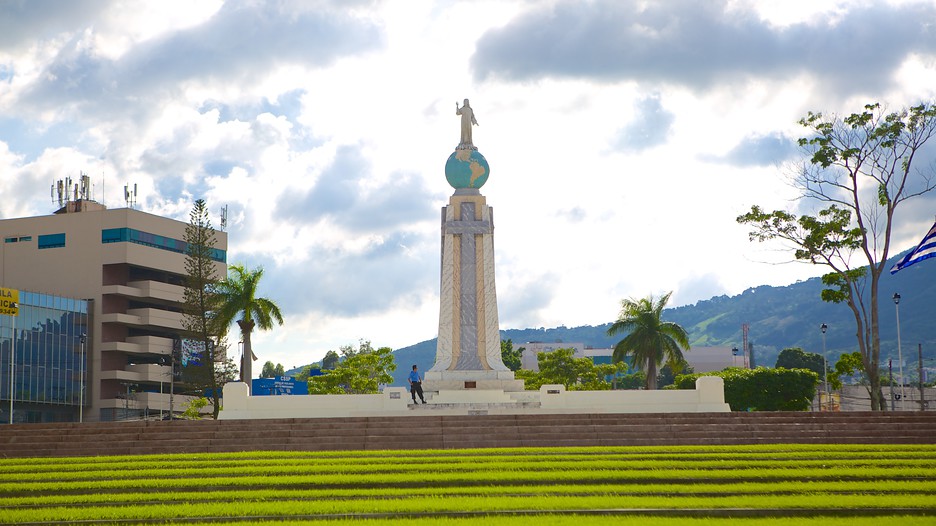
[607,291,689,390]
[215,265,284,392]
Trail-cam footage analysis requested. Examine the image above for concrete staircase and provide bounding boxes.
[1,411,935,458]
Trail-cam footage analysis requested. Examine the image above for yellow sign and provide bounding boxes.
[0,287,18,316]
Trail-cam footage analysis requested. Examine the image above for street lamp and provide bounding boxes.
[893,293,906,411]
[79,334,86,423]
[820,323,830,411]
[7,302,16,425]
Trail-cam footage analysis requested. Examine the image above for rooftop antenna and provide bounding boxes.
[124,183,138,209]
[79,172,91,200]
[51,179,64,207]
[51,176,74,208]
[220,204,228,231]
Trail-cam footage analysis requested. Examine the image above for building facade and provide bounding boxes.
[0,198,227,421]
[0,290,89,423]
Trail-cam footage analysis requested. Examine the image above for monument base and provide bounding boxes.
[424,369,525,392]
[218,376,731,419]
[430,389,518,404]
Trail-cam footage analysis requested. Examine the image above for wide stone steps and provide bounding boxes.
[1,411,935,457]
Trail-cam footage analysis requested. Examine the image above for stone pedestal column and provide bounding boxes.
[425,189,523,391]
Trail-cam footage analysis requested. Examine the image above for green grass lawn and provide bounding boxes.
[1,444,934,524]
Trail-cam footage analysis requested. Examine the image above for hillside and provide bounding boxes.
[389,250,936,385]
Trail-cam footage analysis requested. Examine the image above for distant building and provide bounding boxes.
[519,343,744,375]
[518,342,586,372]
[0,193,227,422]
[684,346,746,372]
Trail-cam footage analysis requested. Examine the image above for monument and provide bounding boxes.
[218,99,731,418]
[423,99,524,398]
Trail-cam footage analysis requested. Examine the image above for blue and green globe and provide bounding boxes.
[445,149,490,189]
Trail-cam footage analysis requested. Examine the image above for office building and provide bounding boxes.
[0,187,227,422]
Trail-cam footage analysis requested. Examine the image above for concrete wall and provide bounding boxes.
[220,382,412,419]
[219,376,730,419]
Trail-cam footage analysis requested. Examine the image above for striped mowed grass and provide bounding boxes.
[1,444,934,524]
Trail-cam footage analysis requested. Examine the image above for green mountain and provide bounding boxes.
[389,250,936,386]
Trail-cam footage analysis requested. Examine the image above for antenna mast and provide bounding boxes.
[124,183,138,209]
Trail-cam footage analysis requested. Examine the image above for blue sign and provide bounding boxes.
[252,376,309,396]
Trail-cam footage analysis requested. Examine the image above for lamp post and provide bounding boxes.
[8,302,16,425]
[820,323,830,411]
[79,333,86,423]
[893,293,906,411]
[170,337,179,420]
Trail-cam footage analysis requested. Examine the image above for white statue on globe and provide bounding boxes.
[456,99,478,150]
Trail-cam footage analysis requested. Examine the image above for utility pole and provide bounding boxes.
[920,343,926,411]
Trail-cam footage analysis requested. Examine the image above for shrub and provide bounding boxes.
[181,397,209,419]
[674,367,819,411]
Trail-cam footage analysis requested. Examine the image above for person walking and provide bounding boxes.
[408,365,426,404]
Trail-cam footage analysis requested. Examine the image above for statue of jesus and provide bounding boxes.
[456,99,478,149]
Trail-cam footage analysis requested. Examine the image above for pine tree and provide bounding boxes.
[181,199,223,419]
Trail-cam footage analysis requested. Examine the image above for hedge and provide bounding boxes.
[674,367,819,411]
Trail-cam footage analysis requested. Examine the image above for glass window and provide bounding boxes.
[37,233,66,249]
[100,227,225,261]
[101,228,128,243]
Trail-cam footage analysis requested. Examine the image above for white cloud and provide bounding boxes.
[2,0,936,369]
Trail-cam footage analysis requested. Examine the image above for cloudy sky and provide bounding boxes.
[2,0,936,370]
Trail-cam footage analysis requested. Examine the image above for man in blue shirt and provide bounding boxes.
[408,365,426,404]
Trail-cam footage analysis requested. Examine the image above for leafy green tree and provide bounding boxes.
[616,372,646,390]
[657,360,692,389]
[308,341,396,394]
[215,264,284,391]
[259,361,286,378]
[180,199,223,419]
[517,348,624,391]
[828,351,867,391]
[775,347,825,378]
[675,367,819,411]
[500,339,523,372]
[607,292,689,390]
[738,102,936,410]
[322,350,339,370]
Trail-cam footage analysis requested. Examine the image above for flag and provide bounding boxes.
[890,219,936,274]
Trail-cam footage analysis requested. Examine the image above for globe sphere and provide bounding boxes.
[445,149,490,189]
